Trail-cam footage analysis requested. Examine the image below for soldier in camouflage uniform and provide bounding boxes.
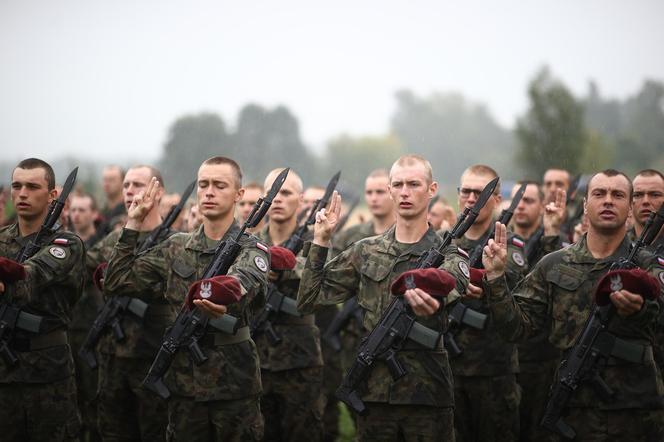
[450,165,524,442]
[0,158,85,441]
[330,169,395,376]
[298,155,470,442]
[508,182,567,441]
[69,193,104,442]
[104,157,268,442]
[483,169,664,441]
[87,165,175,442]
[252,168,325,441]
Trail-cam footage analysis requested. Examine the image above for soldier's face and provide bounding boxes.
[427,201,447,230]
[365,176,392,218]
[389,164,437,220]
[543,169,569,202]
[102,167,123,198]
[631,174,664,227]
[197,164,243,221]
[237,187,262,224]
[513,184,543,229]
[11,167,56,222]
[267,175,302,224]
[70,196,96,232]
[458,172,500,225]
[584,174,631,233]
[123,167,160,210]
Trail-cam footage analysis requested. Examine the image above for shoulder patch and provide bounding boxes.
[511,251,525,267]
[52,238,69,246]
[511,237,525,248]
[657,257,664,267]
[49,246,67,259]
[256,242,269,253]
[254,255,268,272]
[458,261,470,279]
[457,247,469,258]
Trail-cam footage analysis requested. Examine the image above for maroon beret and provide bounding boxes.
[0,257,27,283]
[93,262,108,291]
[469,268,486,286]
[270,246,296,271]
[391,268,456,298]
[186,275,242,310]
[595,269,660,306]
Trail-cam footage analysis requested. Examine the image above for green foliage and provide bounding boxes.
[323,134,403,192]
[390,90,515,187]
[515,67,587,178]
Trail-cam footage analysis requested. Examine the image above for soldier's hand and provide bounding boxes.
[610,289,644,317]
[193,299,228,318]
[313,191,341,247]
[483,222,508,280]
[126,177,160,230]
[465,282,484,299]
[543,188,566,236]
[268,270,279,283]
[404,288,441,316]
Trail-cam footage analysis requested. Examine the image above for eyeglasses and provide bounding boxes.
[457,187,483,198]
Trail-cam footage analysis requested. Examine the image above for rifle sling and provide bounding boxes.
[200,326,250,346]
[208,314,239,334]
[405,321,442,351]
[595,331,651,364]
[449,302,487,330]
[16,311,44,334]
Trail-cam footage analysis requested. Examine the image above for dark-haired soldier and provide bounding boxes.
[0,158,85,441]
[484,169,664,441]
[104,157,268,441]
[630,169,664,251]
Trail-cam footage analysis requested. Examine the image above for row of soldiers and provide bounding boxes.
[0,155,663,441]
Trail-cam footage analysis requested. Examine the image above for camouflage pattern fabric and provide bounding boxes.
[516,360,559,442]
[255,226,324,441]
[486,234,664,439]
[166,394,264,442]
[355,402,454,442]
[298,226,469,414]
[260,366,325,441]
[0,223,84,440]
[103,223,268,438]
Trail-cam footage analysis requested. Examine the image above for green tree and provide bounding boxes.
[515,67,586,178]
[390,90,515,187]
[158,112,230,192]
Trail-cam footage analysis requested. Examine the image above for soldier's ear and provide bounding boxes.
[583,197,587,215]
[429,181,438,197]
[235,187,245,203]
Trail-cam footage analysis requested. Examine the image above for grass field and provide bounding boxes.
[337,402,356,441]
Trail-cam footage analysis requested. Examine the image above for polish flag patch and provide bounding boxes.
[511,237,525,248]
[52,238,69,246]
[457,247,469,258]
[256,242,269,253]
[658,257,664,267]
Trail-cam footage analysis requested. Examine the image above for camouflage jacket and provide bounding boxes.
[254,226,323,371]
[0,223,84,383]
[298,225,469,408]
[103,223,269,401]
[523,225,567,268]
[449,231,527,376]
[86,227,175,358]
[331,221,378,258]
[487,234,664,410]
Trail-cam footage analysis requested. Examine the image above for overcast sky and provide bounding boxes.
[1,0,663,162]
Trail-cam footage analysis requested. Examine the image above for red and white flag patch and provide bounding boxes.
[52,238,69,246]
[511,237,525,248]
[457,247,469,258]
[256,242,269,253]
[658,257,664,267]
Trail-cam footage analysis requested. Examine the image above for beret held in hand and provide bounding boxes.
[0,257,27,282]
[469,268,486,286]
[186,275,242,310]
[93,262,108,291]
[269,246,296,271]
[594,268,660,307]
[391,268,456,298]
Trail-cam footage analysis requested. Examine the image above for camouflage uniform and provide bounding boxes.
[486,234,664,441]
[450,231,526,442]
[86,228,174,442]
[0,223,85,441]
[298,226,469,442]
[104,224,268,442]
[70,236,104,442]
[254,226,325,441]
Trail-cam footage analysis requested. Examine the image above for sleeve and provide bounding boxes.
[437,245,470,307]
[297,242,361,314]
[103,228,169,299]
[21,234,84,295]
[226,239,269,304]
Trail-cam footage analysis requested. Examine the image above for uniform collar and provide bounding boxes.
[185,221,241,252]
[564,233,632,265]
[375,224,439,257]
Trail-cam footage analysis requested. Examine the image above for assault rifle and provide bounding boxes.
[540,201,664,440]
[336,177,499,414]
[250,171,340,344]
[322,296,363,351]
[78,180,196,369]
[142,168,289,399]
[0,167,78,366]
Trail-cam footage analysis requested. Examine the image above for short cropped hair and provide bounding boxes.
[634,169,664,182]
[129,164,165,190]
[389,155,433,184]
[586,169,633,201]
[264,168,303,193]
[461,164,500,194]
[15,158,56,190]
[202,156,243,188]
[515,180,544,202]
